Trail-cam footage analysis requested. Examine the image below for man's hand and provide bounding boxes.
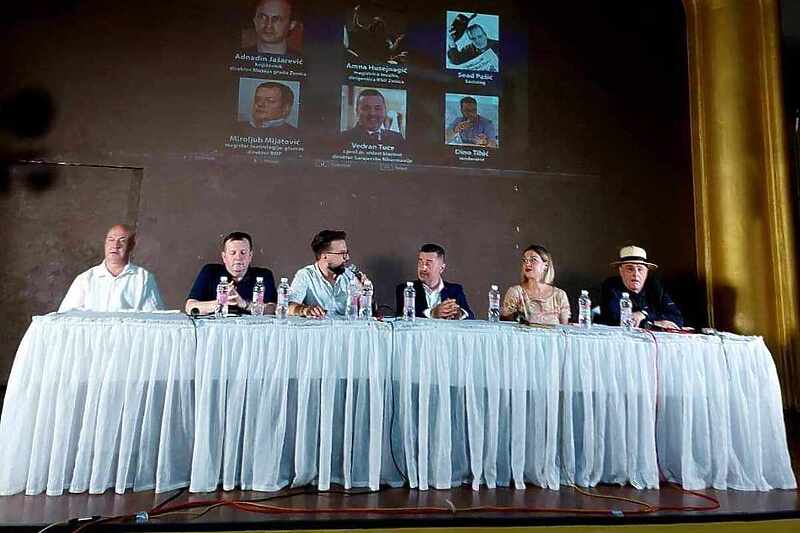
[652,319,680,330]
[227,285,243,308]
[631,311,646,327]
[302,304,326,319]
[432,298,461,319]
[453,119,471,134]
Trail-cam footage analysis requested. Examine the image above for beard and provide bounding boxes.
[330,263,347,276]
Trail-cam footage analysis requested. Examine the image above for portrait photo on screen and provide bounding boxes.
[343,1,408,64]
[444,93,499,148]
[241,0,304,56]
[445,11,500,72]
[339,85,407,143]
[237,77,301,135]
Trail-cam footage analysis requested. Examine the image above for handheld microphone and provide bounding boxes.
[347,263,364,282]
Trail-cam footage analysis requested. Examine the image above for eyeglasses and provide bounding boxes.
[521,257,547,265]
[327,251,350,256]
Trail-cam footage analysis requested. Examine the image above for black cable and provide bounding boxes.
[386,319,408,483]
[149,486,188,514]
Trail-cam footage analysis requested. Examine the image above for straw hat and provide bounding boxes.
[610,245,658,269]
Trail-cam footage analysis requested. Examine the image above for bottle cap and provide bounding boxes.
[406,281,413,287]
[220,276,228,282]
[280,277,288,283]
[256,277,263,282]
[491,284,498,290]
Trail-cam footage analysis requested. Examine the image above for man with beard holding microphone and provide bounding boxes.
[288,230,371,318]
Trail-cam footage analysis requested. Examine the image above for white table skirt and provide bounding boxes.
[389,320,796,491]
[655,332,796,490]
[0,313,794,496]
[0,312,196,496]
[189,317,392,493]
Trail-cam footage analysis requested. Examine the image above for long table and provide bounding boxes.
[0,311,794,496]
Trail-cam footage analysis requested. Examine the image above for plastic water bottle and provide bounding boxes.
[276,277,290,320]
[346,277,360,320]
[578,290,592,328]
[488,284,500,322]
[215,276,229,318]
[251,276,265,316]
[620,292,633,330]
[359,281,373,320]
[403,281,416,321]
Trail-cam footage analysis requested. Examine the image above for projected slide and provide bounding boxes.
[231,0,307,79]
[446,11,500,73]
[344,2,408,64]
[444,93,499,163]
[243,0,303,56]
[220,1,525,171]
[331,85,411,165]
[226,77,304,158]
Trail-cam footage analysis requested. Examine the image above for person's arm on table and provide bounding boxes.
[650,288,684,329]
[185,265,229,314]
[58,272,89,312]
[287,269,325,318]
[500,286,520,321]
[141,271,165,311]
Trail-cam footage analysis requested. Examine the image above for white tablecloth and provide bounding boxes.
[389,320,797,491]
[189,317,392,493]
[0,313,794,496]
[655,331,796,490]
[0,312,196,496]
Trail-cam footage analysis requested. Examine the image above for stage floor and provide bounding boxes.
[0,412,797,532]
[0,481,797,532]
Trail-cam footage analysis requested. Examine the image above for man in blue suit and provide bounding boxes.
[395,243,474,319]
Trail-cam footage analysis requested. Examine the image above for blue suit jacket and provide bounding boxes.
[395,279,474,319]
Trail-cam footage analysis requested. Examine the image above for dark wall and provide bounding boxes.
[0,0,696,384]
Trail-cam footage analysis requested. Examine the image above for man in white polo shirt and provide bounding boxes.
[58,224,164,312]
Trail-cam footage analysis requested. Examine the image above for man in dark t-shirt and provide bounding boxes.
[185,231,277,315]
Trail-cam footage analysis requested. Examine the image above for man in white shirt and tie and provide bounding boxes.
[58,224,164,312]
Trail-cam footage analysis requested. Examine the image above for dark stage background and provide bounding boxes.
[0,0,696,386]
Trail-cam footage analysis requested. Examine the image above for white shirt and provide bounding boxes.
[289,264,358,316]
[421,279,468,320]
[58,262,165,312]
[422,279,444,318]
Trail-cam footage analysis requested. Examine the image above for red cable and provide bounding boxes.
[644,328,721,512]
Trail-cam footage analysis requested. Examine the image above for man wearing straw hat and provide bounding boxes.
[599,245,683,329]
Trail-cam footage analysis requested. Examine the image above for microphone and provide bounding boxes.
[347,263,365,283]
[190,308,200,318]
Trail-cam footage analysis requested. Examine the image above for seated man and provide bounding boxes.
[395,243,473,319]
[59,224,164,312]
[600,245,683,329]
[288,229,370,318]
[185,231,277,315]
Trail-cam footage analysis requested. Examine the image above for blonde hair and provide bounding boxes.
[520,244,555,284]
